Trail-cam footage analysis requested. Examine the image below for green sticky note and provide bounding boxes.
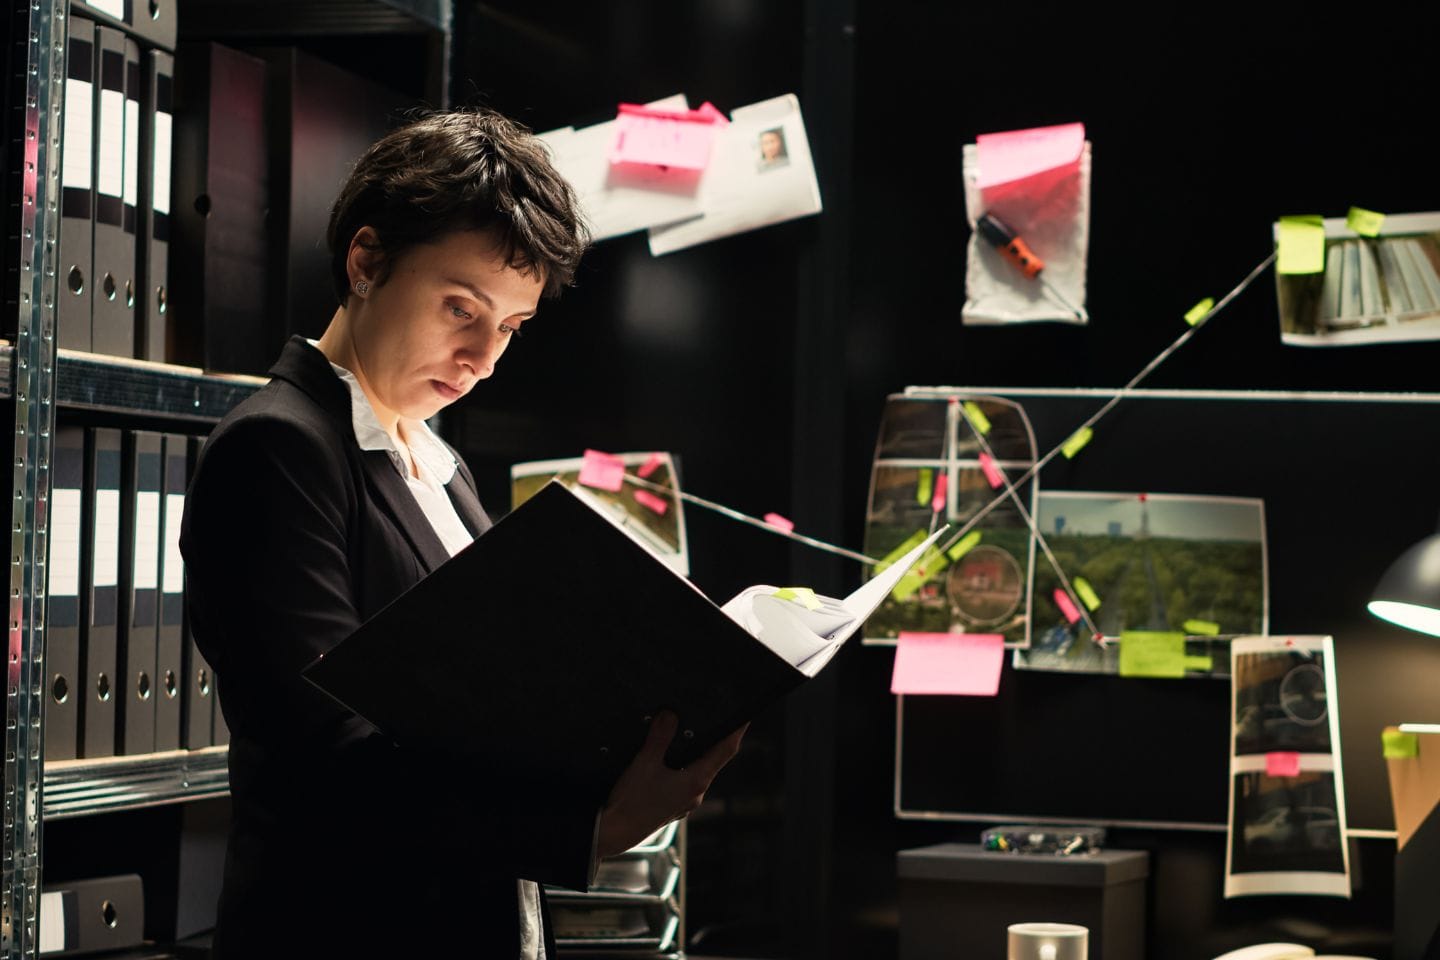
[774,587,821,610]
[1183,619,1221,636]
[1118,631,1187,679]
[1183,655,1214,672]
[1072,577,1101,611]
[1347,206,1385,237]
[963,401,992,436]
[915,468,934,506]
[1061,426,1093,460]
[890,545,948,603]
[874,528,929,575]
[1383,729,1419,759]
[1184,298,1215,326]
[947,530,983,562]
[1276,215,1326,275]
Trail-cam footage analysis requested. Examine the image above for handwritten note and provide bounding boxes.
[637,453,663,478]
[947,530,982,562]
[915,468,934,506]
[978,452,1005,489]
[891,632,1005,696]
[1183,619,1220,636]
[975,122,1085,190]
[1117,630,1186,679]
[1265,751,1301,778]
[578,449,626,492]
[1183,655,1214,672]
[1383,728,1419,759]
[891,545,948,603]
[610,102,727,170]
[963,401,992,436]
[633,489,669,515]
[931,473,949,513]
[1184,298,1214,326]
[1073,576,1101,611]
[763,512,794,533]
[1053,588,1082,625]
[1277,215,1326,275]
[1346,206,1385,237]
[1061,426,1093,459]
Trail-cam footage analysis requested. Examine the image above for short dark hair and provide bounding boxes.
[327,109,589,304]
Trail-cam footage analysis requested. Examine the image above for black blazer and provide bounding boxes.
[181,337,596,958]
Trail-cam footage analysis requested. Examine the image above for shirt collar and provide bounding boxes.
[307,339,458,485]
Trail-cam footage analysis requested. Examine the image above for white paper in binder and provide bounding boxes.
[961,132,1092,326]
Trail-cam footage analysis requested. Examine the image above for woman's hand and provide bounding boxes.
[595,710,747,859]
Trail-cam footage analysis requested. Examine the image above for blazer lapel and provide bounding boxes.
[445,465,491,540]
[360,451,452,575]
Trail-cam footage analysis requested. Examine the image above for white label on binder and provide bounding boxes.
[94,489,120,587]
[123,97,139,207]
[62,79,93,191]
[134,491,160,590]
[153,111,172,216]
[98,88,123,198]
[163,493,184,594]
[38,891,64,953]
[89,0,124,18]
[49,489,82,598]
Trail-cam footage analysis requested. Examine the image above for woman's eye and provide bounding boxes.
[498,322,522,338]
[448,303,471,321]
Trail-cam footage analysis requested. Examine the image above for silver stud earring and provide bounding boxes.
[355,279,370,296]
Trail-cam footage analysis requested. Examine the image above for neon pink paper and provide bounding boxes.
[979,452,1005,489]
[1265,751,1301,777]
[931,473,948,513]
[578,449,626,492]
[609,102,727,170]
[637,453,663,478]
[763,512,794,533]
[890,632,1005,696]
[976,122,1085,189]
[633,489,669,515]
[1053,588,1082,625]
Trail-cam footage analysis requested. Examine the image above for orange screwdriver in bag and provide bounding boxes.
[976,212,1087,321]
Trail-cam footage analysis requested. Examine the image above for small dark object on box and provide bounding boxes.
[981,824,1106,855]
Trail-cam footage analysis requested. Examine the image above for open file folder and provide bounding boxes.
[305,481,941,795]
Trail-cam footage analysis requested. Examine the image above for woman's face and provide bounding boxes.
[350,228,543,423]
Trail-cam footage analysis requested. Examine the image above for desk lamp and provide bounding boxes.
[1369,533,1440,637]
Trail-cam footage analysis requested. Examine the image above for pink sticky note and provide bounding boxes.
[578,449,626,492]
[763,512,794,533]
[610,104,723,170]
[931,473,948,513]
[633,489,669,515]
[979,452,1005,489]
[637,453,663,478]
[891,632,1005,696]
[1053,588,1081,625]
[1266,752,1301,777]
[976,122,1086,189]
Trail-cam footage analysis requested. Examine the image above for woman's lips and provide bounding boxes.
[431,379,462,401]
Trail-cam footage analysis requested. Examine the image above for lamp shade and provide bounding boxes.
[1369,533,1440,637]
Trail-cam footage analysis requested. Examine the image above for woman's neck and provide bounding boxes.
[316,306,404,442]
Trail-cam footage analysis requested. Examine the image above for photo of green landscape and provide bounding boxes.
[1016,492,1267,676]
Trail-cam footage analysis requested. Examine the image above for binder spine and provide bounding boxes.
[79,429,121,758]
[59,16,96,352]
[154,434,187,751]
[44,428,86,762]
[92,26,134,357]
[117,431,160,755]
[138,50,173,361]
[181,435,214,750]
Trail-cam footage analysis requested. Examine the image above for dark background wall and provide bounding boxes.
[446,3,1440,958]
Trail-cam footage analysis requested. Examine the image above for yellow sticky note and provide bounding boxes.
[915,468,934,506]
[1347,206,1385,237]
[874,529,929,575]
[1061,426,1093,460]
[1276,215,1326,275]
[1183,655,1214,672]
[947,530,982,562]
[891,545,948,603]
[963,401,992,436]
[1383,729,1419,759]
[774,587,821,610]
[1118,630,1186,679]
[1183,619,1221,636]
[1073,577,1101,611]
[1184,298,1214,326]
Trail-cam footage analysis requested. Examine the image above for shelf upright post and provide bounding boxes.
[6,0,65,955]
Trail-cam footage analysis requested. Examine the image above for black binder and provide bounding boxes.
[117,431,160,754]
[91,25,133,357]
[78,428,121,758]
[153,433,186,751]
[38,873,144,955]
[58,14,95,352]
[72,0,176,50]
[180,436,214,749]
[44,427,86,762]
[304,482,925,795]
[137,49,173,360]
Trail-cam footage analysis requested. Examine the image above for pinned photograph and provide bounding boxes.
[1229,770,1346,880]
[757,127,788,170]
[1233,645,1331,755]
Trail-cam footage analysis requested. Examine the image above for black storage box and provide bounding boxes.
[898,843,1148,960]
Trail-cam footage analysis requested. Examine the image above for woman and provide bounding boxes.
[180,110,743,958]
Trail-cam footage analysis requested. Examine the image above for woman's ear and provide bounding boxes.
[346,226,385,292]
